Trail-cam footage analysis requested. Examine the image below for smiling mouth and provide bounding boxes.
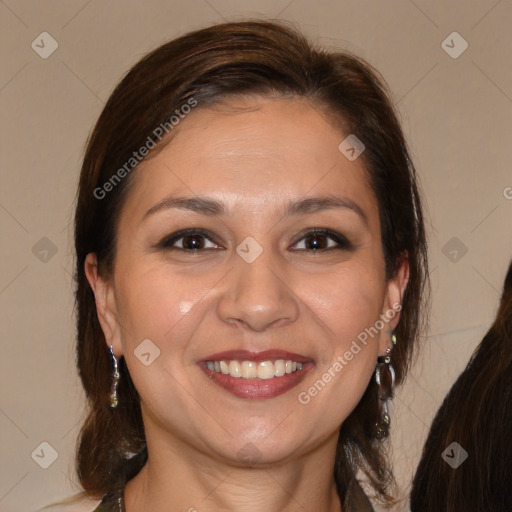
[205,359,304,379]
[198,349,314,399]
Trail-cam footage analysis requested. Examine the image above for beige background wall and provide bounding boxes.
[1,1,511,511]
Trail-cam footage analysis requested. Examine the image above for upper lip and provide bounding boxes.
[198,349,313,364]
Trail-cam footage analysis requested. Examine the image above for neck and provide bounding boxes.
[124,430,343,512]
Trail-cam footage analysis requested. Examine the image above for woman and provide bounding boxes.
[68,20,428,511]
[410,260,512,511]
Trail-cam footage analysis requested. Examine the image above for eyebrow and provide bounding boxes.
[142,194,368,225]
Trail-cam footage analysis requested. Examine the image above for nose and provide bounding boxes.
[217,250,300,332]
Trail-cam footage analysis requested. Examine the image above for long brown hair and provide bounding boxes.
[73,20,429,506]
[411,261,512,511]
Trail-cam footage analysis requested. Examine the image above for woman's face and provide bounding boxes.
[87,95,406,466]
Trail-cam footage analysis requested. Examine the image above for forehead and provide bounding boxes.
[120,95,379,228]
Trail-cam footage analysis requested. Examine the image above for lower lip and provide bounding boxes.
[198,362,314,399]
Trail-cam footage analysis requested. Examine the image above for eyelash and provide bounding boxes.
[158,228,354,252]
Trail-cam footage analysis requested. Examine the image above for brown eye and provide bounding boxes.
[302,233,330,250]
[291,229,353,252]
[159,229,221,251]
[181,234,207,250]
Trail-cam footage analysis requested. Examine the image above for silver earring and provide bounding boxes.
[109,345,119,409]
[374,333,396,439]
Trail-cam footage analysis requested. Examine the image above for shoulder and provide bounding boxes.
[38,494,102,512]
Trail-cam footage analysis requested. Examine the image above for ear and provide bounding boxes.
[84,253,123,356]
[378,253,410,356]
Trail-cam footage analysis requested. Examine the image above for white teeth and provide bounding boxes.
[274,359,285,377]
[257,361,275,380]
[228,360,242,378]
[206,359,305,379]
[241,361,258,379]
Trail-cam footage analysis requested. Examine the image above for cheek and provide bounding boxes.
[114,262,215,346]
[294,266,384,419]
[303,265,385,352]
[112,267,210,419]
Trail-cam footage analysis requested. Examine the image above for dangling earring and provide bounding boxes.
[109,344,120,409]
[374,333,396,439]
